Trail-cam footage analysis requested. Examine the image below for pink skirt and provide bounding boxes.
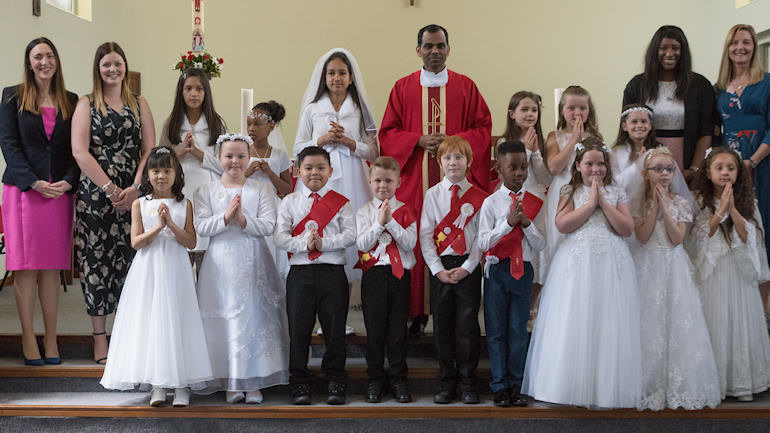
[1,184,74,270]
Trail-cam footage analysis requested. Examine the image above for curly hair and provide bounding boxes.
[691,147,761,243]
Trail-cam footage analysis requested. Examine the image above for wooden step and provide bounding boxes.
[0,392,769,419]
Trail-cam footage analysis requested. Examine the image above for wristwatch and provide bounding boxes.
[132,182,142,190]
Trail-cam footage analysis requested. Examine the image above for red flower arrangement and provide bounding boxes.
[173,50,223,78]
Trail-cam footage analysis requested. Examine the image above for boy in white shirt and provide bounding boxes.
[477,140,545,407]
[420,136,488,405]
[356,156,418,404]
[273,147,356,405]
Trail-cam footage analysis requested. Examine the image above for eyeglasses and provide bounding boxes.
[647,166,675,174]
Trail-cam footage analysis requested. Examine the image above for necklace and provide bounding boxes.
[253,145,270,159]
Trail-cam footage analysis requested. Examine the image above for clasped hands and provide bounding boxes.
[32,180,71,198]
[418,133,447,156]
[318,121,356,151]
[224,194,247,228]
[506,195,532,228]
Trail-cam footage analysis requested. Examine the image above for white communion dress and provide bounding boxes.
[100,196,213,391]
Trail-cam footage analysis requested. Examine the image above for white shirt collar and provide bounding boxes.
[440,176,470,192]
[499,182,527,197]
[298,180,331,198]
[420,67,449,87]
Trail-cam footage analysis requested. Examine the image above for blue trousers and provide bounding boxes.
[483,259,533,392]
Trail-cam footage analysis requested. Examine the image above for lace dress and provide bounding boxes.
[100,197,213,391]
[523,184,641,408]
[542,130,589,280]
[194,179,290,392]
[632,195,720,410]
[686,198,770,398]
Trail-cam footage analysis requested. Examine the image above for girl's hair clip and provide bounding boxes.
[621,106,653,118]
[704,147,713,159]
[216,132,254,146]
[574,143,585,152]
[155,147,171,154]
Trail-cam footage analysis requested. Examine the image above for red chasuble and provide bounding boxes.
[379,69,492,317]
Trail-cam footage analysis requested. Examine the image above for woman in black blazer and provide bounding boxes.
[0,37,79,366]
[622,25,714,182]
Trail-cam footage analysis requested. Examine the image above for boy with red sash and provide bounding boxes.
[419,136,488,404]
[355,157,418,404]
[477,141,546,407]
[273,147,356,406]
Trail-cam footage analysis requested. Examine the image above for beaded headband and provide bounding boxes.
[247,110,274,123]
[155,147,171,154]
[621,106,653,118]
[216,132,253,146]
[643,146,673,165]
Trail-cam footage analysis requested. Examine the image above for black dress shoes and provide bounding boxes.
[327,381,346,405]
[365,382,382,403]
[461,389,480,404]
[392,380,413,403]
[493,388,512,407]
[292,383,312,405]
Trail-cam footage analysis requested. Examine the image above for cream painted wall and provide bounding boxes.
[0,0,768,275]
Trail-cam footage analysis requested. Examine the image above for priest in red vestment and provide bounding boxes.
[379,24,492,326]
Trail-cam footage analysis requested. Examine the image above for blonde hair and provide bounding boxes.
[716,24,765,89]
[370,156,401,177]
[89,42,139,119]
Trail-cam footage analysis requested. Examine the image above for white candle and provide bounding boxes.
[553,88,564,126]
[241,88,254,135]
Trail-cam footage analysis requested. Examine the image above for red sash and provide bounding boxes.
[433,185,488,255]
[357,204,417,278]
[290,190,348,261]
[485,191,543,279]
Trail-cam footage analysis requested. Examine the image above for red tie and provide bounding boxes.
[509,191,524,279]
[449,185,467,254]
[308,192,322,260]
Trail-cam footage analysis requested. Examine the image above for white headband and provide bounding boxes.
[574,142,610,153]
[216,133,253,146]
[247,111,273,123]
[621,106,653,118]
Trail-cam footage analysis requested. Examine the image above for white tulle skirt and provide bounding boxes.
[522,228,642,408]
[100,238,213,391]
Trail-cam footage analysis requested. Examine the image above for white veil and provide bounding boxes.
[626,147,698,221]
[298,47,377,139]
[267,124,288,155]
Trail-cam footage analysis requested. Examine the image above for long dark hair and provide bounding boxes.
[166,68,225,147]
[691,147,761,243]
[140,146,185,202]
[502,91,545,167]
[640,25,693,102]
[14,37,73,118]
[311,52,361,110]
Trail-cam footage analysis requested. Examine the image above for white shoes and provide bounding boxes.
[245,389,263,404]
[317,325,356,336]
[226,391,245,404]
[173,387,190,407]
[737,394,754,402]
[150,387,167,407]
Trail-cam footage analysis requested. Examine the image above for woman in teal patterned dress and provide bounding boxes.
[71,42,155,364]
[715,25,770,324]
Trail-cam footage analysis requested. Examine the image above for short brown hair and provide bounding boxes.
[436,136,473,172]
[370,156,401,177]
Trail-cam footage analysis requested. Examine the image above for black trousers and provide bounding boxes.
[429,255,482,390]
[286,264,349,385]
[361,266,411,385]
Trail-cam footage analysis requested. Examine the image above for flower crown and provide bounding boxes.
[621,106,653,118]
[643,146,673,165]
[216,133,253,147]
